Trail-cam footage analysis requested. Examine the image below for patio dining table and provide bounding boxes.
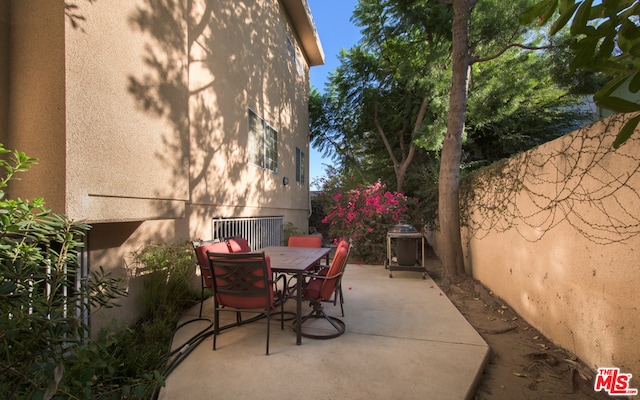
[261,246,331,345]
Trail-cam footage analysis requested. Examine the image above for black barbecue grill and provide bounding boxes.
[385,223,427,279]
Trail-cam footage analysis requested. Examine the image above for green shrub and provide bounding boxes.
[131,242,199,320]
[0,144,240,399]
[283,222,301,245]
[0,145,149,399]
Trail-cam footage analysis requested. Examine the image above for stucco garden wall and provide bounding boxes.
[449,113,640,384]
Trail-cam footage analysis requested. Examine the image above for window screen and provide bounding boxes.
[248,109,277,173]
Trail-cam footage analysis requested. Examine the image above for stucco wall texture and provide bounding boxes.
[1,0,322,332]
[443,113,640,385]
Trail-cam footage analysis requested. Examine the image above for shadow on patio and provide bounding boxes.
[159,262,489,400]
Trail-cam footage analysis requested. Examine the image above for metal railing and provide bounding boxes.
[212,216,284,250]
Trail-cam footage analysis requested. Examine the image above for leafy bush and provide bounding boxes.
[0,146,201,399]
[309,186,331,241]
[0,145,151,399]
[58,327,165,399]
[283,222,302,245]
[317,174,419,263]
[131,242,199,320]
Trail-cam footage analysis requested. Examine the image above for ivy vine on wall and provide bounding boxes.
[461,114,640,244]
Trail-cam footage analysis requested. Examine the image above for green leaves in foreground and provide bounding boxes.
[521,0,640,148]
[0,144,154,399]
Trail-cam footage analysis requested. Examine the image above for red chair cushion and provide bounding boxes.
[195,242,230,288]
[337,239,349,251]
[319,247,348,300]
[303,247,348,301]
[304,277,323,299]
[227,237,252,252]
[288,235,323,248]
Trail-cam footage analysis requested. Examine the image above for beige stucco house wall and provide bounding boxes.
[0,0,323,332]
[434,113,640,384]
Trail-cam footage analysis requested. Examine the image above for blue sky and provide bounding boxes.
[307,0,361,186]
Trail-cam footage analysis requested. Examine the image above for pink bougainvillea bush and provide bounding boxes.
[315,175,418,263]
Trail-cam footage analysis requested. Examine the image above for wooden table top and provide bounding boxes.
[261,246,331,273]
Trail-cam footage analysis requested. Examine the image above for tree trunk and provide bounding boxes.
[438,0,471,280]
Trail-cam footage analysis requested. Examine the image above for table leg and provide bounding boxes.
[296,271,302,345]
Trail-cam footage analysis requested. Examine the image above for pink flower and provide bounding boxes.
[316,179,416,259]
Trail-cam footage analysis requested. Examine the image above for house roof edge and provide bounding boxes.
[281,0,325,67]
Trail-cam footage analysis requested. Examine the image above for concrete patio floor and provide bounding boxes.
[159,263,489,400]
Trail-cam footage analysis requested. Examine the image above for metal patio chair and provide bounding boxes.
[316,238,351,316]
[206,251,286,355]
[293,245,349,339]
[192,240,230,318]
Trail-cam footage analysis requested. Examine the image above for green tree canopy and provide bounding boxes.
[311,0,597,280]
[312,0,452,192]
[311,0,591,194]
[521,0,640,147]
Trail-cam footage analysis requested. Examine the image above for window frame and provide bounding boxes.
[295,147,305,184]
[248,108,278,173]
[287,35,304,76]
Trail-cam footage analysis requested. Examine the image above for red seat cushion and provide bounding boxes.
[337,239,349,251]
[320,247,347,300]
[304,278,323,299]
[304,247,348,301]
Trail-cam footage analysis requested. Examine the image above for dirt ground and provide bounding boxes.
[424,256,611,400]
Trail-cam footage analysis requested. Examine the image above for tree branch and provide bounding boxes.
[472,42,553,64]
[374,94,399,170]
[413,97,429,137]
[188,0,214,50]
[315,130,366,181]
[189,81,215,96]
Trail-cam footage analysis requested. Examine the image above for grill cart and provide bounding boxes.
[385,223,427,279]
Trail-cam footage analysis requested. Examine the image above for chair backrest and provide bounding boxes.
[339,238,352,260]
[319,246,348,300]
[192,240,230,289]
[206,251,273,309]
[337,239,348,252]
[226,237,252,252]
[287,235,323,248]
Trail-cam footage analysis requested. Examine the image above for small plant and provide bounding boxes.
[131,242,199,320]
[283,222,301,245]
[118,241,203,397]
